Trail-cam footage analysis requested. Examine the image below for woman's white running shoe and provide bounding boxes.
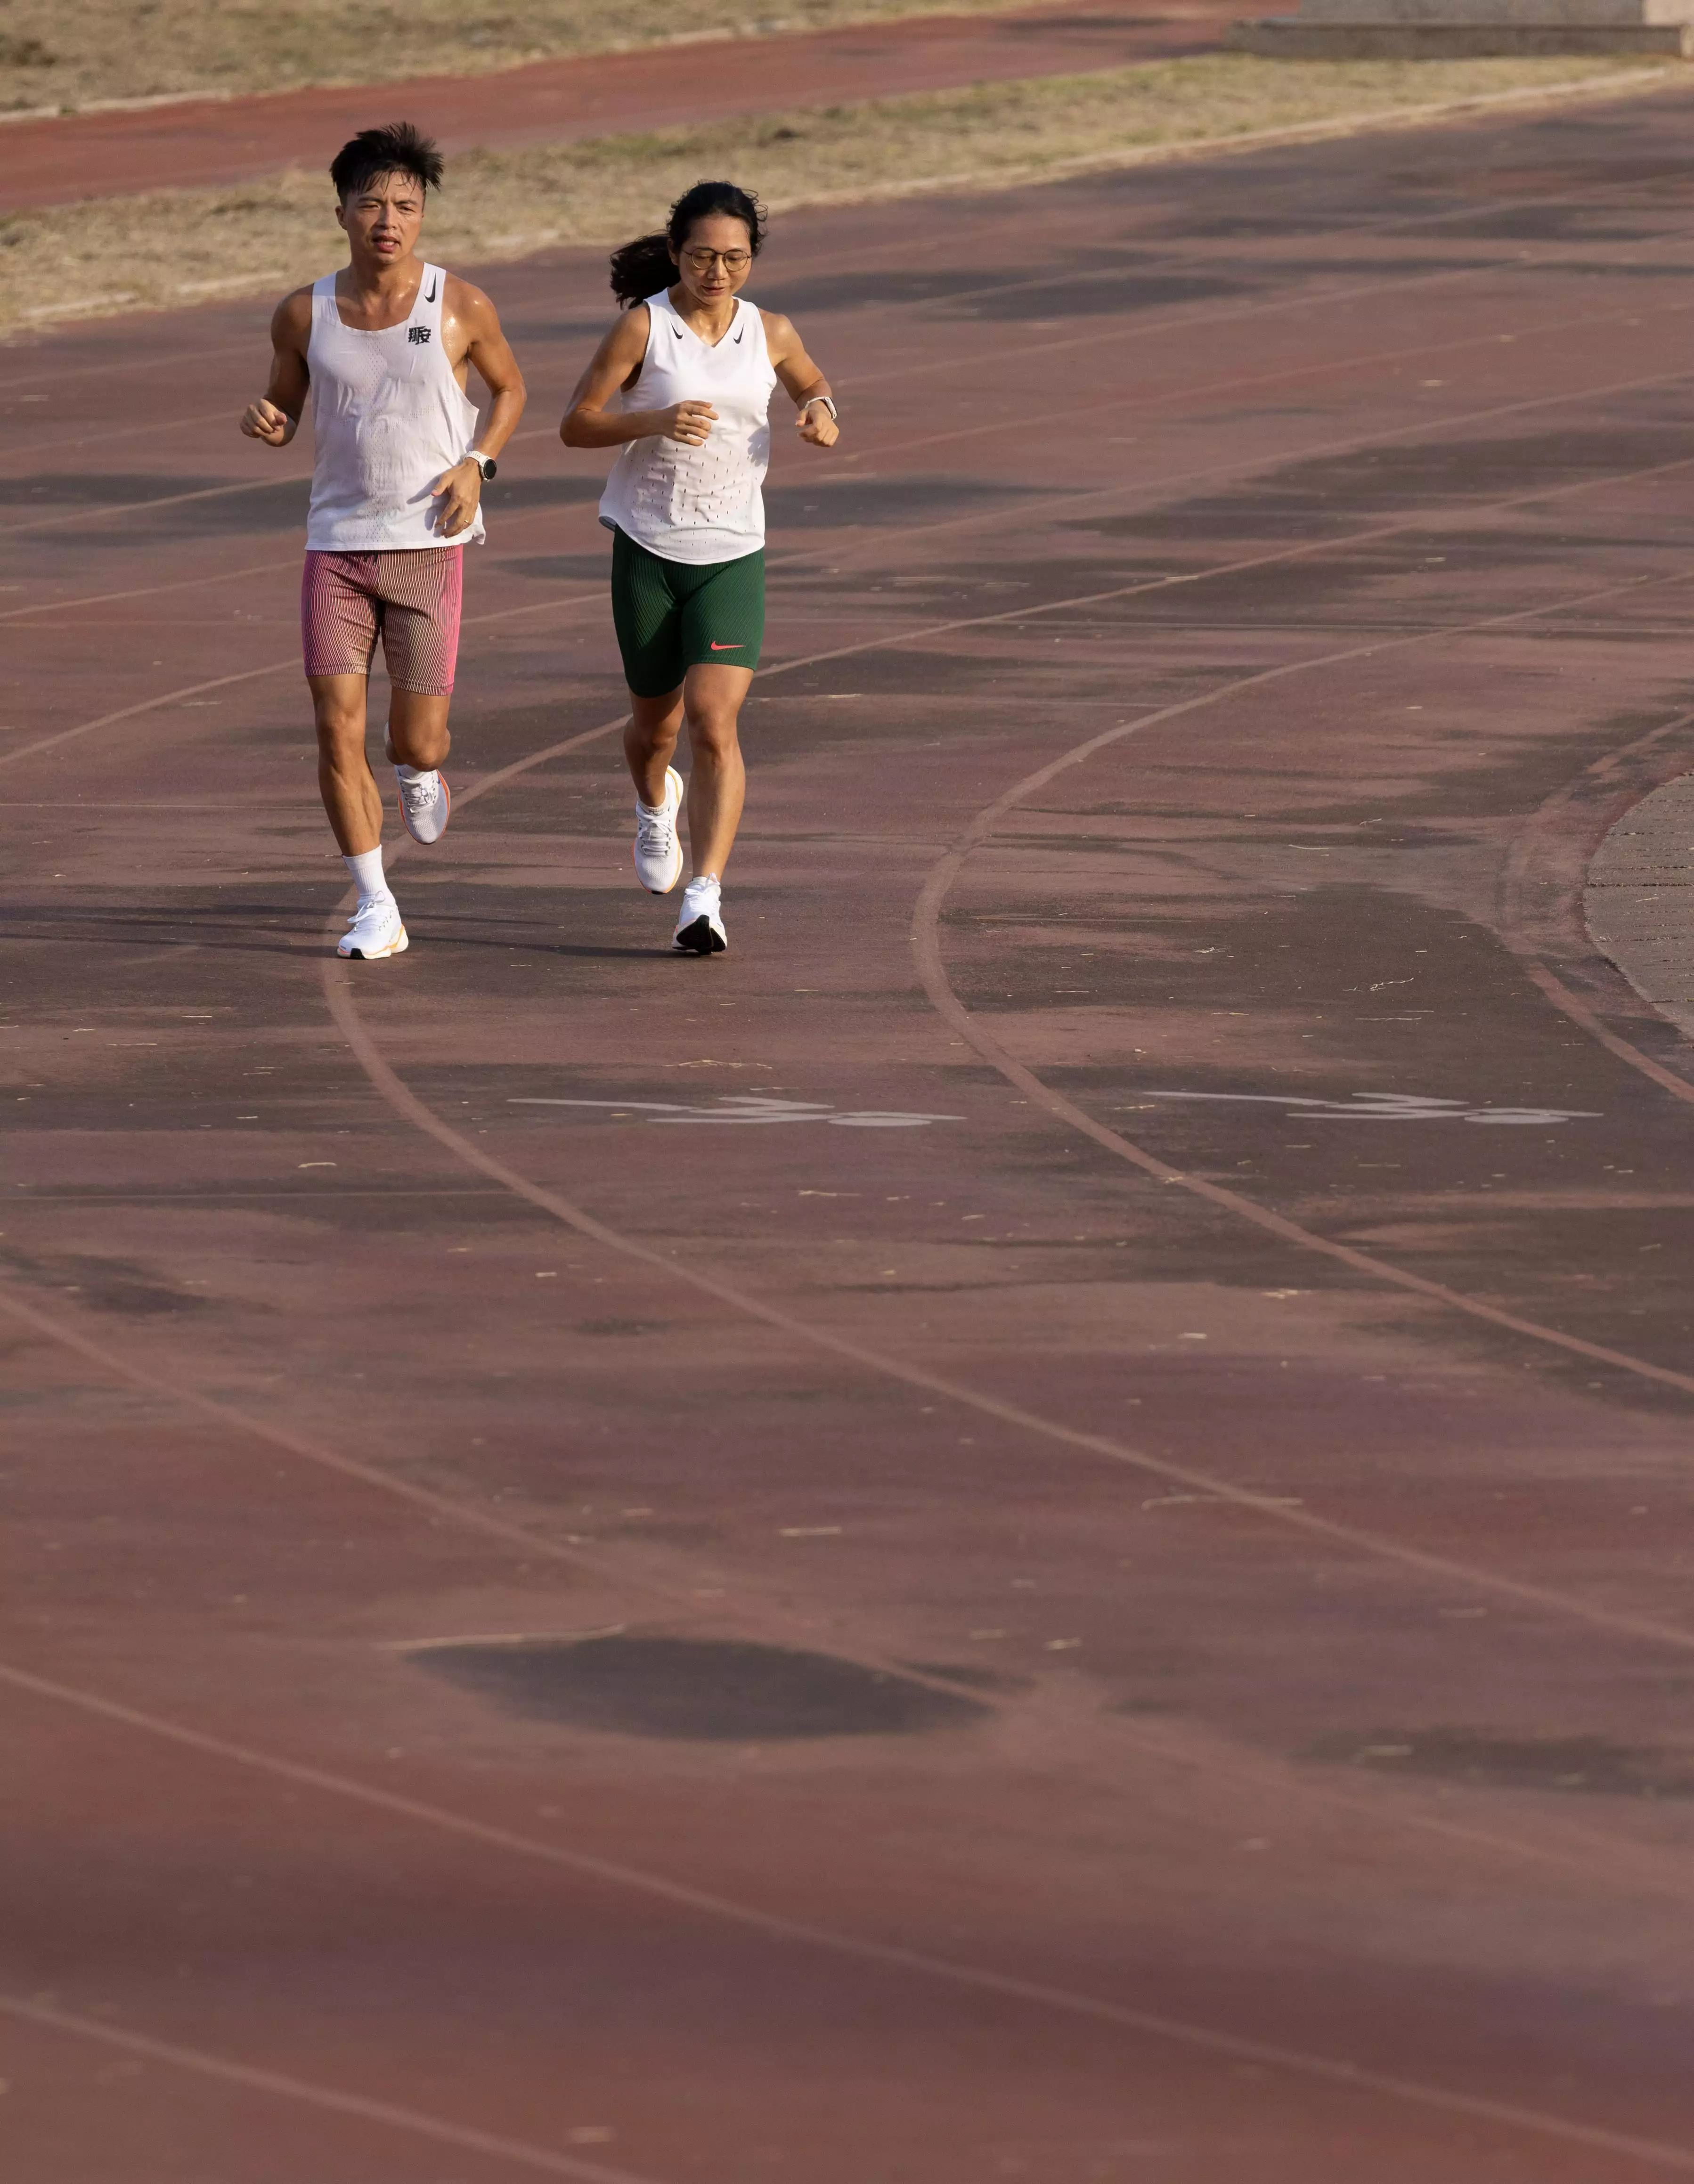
[634,766,684,894]
[338,895,409,960]
[396,766,450,845]
[673,875,726,954]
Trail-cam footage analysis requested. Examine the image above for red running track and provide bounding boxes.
[0,0,1234,212]
[9,86,1694,2183]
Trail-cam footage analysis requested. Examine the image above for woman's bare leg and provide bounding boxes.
[625,686,684,807]
[679,661,752,877]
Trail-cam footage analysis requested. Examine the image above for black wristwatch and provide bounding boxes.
[468,450,497,480]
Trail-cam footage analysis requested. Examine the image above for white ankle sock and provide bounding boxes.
[395,762,439,787]
[344,846,392,906]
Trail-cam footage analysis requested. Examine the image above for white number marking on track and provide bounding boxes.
[1135,1090,1600,1125]
[510,1094,964,1130]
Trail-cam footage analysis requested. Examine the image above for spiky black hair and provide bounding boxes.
[329,122,444,203]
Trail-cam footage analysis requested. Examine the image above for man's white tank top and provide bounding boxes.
[305,262,483,553]
[599,291,777,565]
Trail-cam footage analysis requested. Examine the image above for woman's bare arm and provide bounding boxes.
[762,311,839,448]
[560,307,719,450]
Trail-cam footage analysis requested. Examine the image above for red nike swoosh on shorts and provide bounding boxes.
[709,642,744,650]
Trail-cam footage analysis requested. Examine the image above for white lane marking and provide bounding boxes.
[1135,1091,1601,1126]
[510,1095,963,1130]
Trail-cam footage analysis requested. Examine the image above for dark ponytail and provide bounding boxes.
[609,179,767,306]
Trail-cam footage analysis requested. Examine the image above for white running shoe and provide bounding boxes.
[396,766,450,845]
[634,766,684,894]
[673,875,727,955]
[338,895,409,960]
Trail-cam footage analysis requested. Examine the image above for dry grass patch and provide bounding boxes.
[0,0,1046,112]
[0,54,1672,337]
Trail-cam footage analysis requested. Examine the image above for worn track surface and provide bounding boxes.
[0,0,1230,213]
[8,84,1694,2184]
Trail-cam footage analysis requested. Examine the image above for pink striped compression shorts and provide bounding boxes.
[301,545,463,694]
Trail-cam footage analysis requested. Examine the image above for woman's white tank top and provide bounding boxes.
[305,263,483,553]
[598,291,778,565]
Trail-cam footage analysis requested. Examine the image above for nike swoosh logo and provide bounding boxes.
[424,277,438,303]
[709,642,743,651]
[733,327,745,343]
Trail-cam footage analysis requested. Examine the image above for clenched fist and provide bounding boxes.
[797,398,838,448]
[241,398,295,446]
[662,400,717,447]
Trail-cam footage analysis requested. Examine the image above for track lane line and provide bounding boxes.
[16,464,1694,1647]
[0,579,612,771]
[9,667,1694,2143]
[0,1992,667,2184]
[13,1228,1694,1912]
[1496,709,1694,1107]
[4,1661,1694,2168]
[20,284,1694,645]
[908,562,1694,1404]
[10,119,1694,2184]
[14,685,1694,1912]
[21,221,1694,552]
[16,196,1694,2000]
[12,195,1690,477]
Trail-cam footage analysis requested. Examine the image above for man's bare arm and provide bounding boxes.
[447,277,528,456]
[240,288,312,447]
[431,277,529,538]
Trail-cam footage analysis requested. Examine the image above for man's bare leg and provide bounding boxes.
[311,675,451,958]
[311,673,383,853]
[384,685,454,845]
[384,686,453,773]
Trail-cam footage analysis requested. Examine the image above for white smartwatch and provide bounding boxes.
[467,449,497,480]
[802,396,838,422]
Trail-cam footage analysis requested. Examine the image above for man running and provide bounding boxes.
[240,122,526,959]
[561,180,838,955]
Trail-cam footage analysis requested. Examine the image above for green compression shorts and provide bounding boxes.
[610,525,765,698]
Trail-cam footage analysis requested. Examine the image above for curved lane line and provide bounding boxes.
[0,1993,664,2184]
[0,1275,652,1589]
[4,1660,1694,2169]
[314,562,1694,1665]
[324,970,1694,1654]
[12,1228,1693,1911]
[14,407,1694,1630]
[909,568,1694,1406]
[4,704,1690,1915]
[9,128,1694,2173]
[1497,710,1694,1108]
[4,490,1694,2149]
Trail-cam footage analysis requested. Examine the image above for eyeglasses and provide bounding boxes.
[680,248,751,273]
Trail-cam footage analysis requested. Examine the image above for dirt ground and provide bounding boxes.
[0,0,1062,113]
[0,54,1671,337]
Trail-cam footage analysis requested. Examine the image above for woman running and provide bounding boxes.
[561,180,839,953]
